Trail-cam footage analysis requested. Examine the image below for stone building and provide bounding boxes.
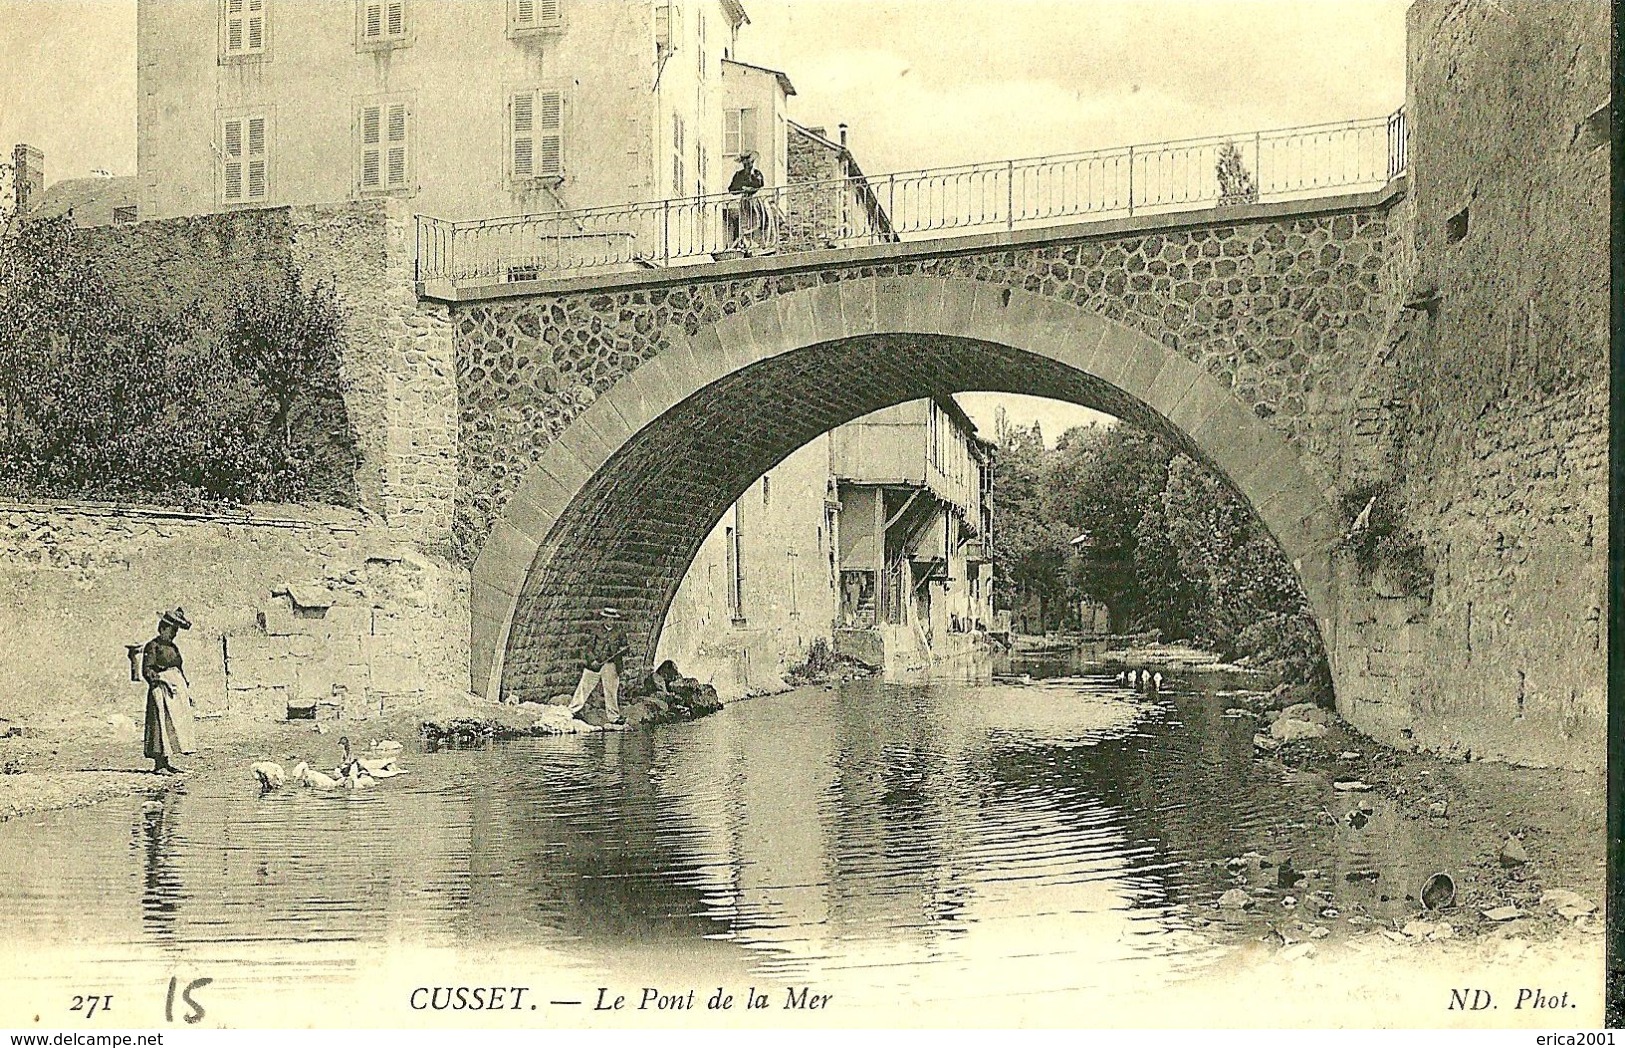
[658,396,994,695]
[131,0,833,224]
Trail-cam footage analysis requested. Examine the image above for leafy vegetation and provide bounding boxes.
[991,417,1328,691]
[1216,141,1258,205]
[0,217,355,505]
[1338,478,1434,599]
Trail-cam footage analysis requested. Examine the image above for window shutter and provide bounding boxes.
[246,0,264,51]
[363,1,382,38]
[246,115,267,199]
[226,0,244,52]
[724,109,740,156]
[537,91,563,176]
[360,104,382,188]
[537,0,559,23]
[740,108,758,158]
[515,0,535,28]
[386,0,404,36]
[511,91,535,179]
[223,117,244,202]
[386,103,408,187]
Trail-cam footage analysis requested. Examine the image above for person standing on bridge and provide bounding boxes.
[726,152,768,254]
[569,607,629,724]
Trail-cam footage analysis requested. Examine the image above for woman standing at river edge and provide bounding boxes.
[142,608,197,774]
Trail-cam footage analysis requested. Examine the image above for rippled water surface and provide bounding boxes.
[0,661,1373,1023]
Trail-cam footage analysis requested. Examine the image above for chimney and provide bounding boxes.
[12,144,43,215]
[838,123,848,148]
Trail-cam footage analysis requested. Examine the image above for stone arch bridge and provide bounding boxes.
[426,183,1414,735]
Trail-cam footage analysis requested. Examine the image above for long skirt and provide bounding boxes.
[143,668,198,759]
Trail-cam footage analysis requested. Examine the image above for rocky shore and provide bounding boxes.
[1194,685,1603,952]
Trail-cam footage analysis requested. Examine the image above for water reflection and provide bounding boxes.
[139,791,183,947]
[0,663,1329,1015]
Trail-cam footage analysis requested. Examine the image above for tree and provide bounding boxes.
[987,411,1328,693]
[221,270,345,456]
[0,217,353,504]
[991,420,1072,631]
[1216,141,1258,206]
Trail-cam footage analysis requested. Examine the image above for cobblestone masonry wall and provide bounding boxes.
[455,203,1398,567]
[453,196,1402,705]
[0,502,468,727]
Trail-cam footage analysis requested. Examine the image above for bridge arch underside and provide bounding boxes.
[490,331,1342,702]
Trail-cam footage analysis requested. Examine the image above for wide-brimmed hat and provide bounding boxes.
[600,607,621,619]
[159,607,192,630]
[738,151,756,164]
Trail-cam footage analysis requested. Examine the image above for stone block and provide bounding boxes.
[1116,342,1168,400]
[1165,373,1227,436]
[774,290,818,352]
[899,277,948,335]
[711,311,762,373]
[1231,443,1303,511]
[369,649,422,692]
[993,287,1060,350]
[1084,322,1145,386]
[335,682,377,721]
[322,604,372,638]
[1189,397,1273,481]
[231,685,288,721]
[473,522,540,596]
[293,663,335,701]
[806,283,846,344]
[328,661,371,705]
[745,299,787,359]
[1142,353,1204,421]
[836,278,877,336]
[961,280,1010,345]
[503,492,562,547]
[930,279,979,337]
[557,406,624,474]
[683,324,736,385]
[260,601,308,637]
[871,275,914,332]
[1365,649,1416,679]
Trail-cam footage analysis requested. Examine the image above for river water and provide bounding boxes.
[0,656,1462,1026]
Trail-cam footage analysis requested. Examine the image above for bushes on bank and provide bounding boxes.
[0,217,356,505]
[993,419,1329,692]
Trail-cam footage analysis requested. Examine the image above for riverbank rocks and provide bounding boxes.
[1271,717,1329,742]
[1498,835,1529,867]
[1218,888,1255,910]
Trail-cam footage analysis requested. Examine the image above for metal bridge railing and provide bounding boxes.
[416,107,1408,286]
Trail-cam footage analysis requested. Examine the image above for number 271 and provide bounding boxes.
[70,995,112,1018]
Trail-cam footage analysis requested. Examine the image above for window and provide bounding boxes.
[697,143,708,196]
[112,205,137,225]
[672,113,685,195]
[510,0,561,34]
[655,2,680,55]
[726,502,745,623]
[358,100,411,192]
[221,113,269,205]
[724,108,757,159]
[761,473,771,506]
[358,0,407,47]
[697,9,706,77]
[222,0,267,57]
[510,89,564,181]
